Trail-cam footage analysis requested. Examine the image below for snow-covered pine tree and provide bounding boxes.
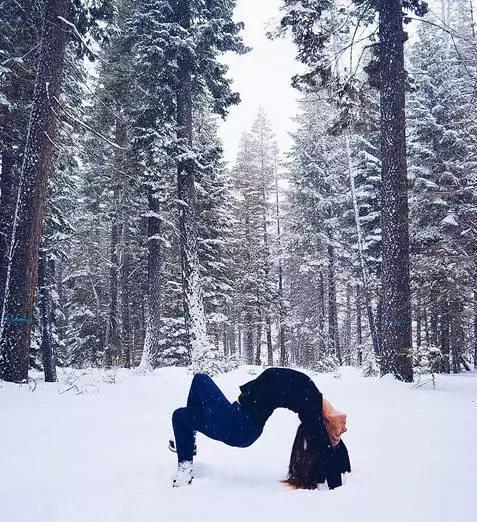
[408,3,477,374]
[0,0,73,383]
[195,107,236,361]
[286,94,348,370]
[231,133,259,365]
[231,110,279,366]
[128,0,246,373]
[0,1,42,344]
[279,0,429,381]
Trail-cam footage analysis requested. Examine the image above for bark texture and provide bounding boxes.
[379,0,413,382]
[175,0,210,366]
[0,0,70,382]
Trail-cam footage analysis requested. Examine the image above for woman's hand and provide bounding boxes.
[323,398,347,447]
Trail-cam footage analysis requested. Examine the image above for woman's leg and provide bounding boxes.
[172,407,205,463]
[173,374,231,463]
[172,373,261,463]
[186,373,230,411]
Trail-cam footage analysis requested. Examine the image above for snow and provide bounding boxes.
[441,213,459,227]
[1,365,476,522]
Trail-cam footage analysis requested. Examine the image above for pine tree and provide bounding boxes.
[231,110,278,366]
[128,0,246,373]
[0,1,42,332]
[279,0,429,381]
[286,94,348,369]
[408,3,477,374]
[0,0,72,383]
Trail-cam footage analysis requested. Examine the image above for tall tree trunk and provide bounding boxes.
[450,299,464,373]
[377,296,384,353]
[244,313,254,364]
[356,284,363,366]
[0,0,70,383]
[440,299,450,373]
[327,243,340,363]
[378,0,413,382]
[255,303,262,365]
[416,297,422,349]
[470,0,476,37]
[474,290,477,369]
[275,169,287,367]
[0,141,17,313]
[318,271,326,359]
[223,329,228,358]
[430,288,439,348]
[229,320,236,355]
[38,248,57,382]
[175,0,210,367]
[120,206,132,368]
[344,283,352,364]
[424,307,430,347]
[238,324,242,357]
[105,186,121,368]
[346,132,381,356]
[266,315,273,366]
[258,129,273,367]
[140,189,162,371]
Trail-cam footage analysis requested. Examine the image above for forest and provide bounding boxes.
[1,0,477,385]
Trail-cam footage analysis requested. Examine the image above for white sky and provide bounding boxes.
[218,0,303,165]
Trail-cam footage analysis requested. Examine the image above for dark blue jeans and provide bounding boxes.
[172,373,263,463]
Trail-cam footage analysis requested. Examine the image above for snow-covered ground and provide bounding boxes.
[1,365,476,522]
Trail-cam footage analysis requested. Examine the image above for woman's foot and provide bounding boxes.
[172,461,193,487]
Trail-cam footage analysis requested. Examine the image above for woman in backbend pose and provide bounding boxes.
[169,367,350,489]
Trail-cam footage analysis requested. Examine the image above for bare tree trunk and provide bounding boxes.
[474,290,477,369]
[105,186,121,368]
[440,299,450,373]
[378,0,413,382]
[140,189,162,370]
[238,324,242,357]
[266,315,273,366]
[244,314,254,364]
[0,143,17,313]
[450,299,464,373]
[470,0,476,37]
[356,284,363,366]
[346,132,381,356]
[38,248,57,382]
[416,297,422,349]
[327,243,340,363]
[175,0,210,367]
[255,303,262,365]
[0,0,70,383]
[430,288,439,348]
[424,307,431,347]
[344,283,352,364]
[275,169,287,366]
[120,205,132,368]
[229,321,236,355]
[318,271,326,359]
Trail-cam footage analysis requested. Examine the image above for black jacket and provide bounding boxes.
[238,367,351,489]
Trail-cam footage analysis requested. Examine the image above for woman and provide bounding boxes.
[170,367,350,488]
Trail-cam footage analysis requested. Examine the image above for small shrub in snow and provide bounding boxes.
[361,350,379,377]
[412,345,443,389]
[313,353,340,373]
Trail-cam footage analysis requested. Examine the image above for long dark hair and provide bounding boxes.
[284,423,351,490]
[283,423,326,490]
